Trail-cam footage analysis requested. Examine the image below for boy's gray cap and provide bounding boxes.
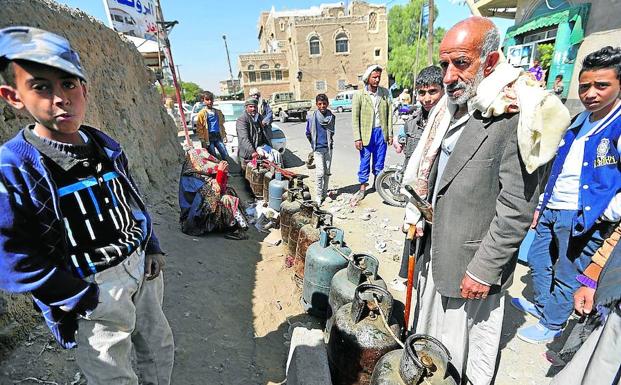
[0,26,86,81]
[245,97,259,106]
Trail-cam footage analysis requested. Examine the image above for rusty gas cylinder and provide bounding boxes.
[250,163,268,199]
[262,166,274,202]
[244,160,256,183]
[328,284,402,385]
[293,210,333,287]
[370,334,456,385]
[289,175,311,201]
[287,201,316,258]
[280,188,303,247]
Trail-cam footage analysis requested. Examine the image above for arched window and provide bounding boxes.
[335,32,348,53]
[260,64,271,81]
[247,64,256,82]
[274,64,282,80]
[368,12,378,31]
[309,36,320,55]
[247,64,255,71]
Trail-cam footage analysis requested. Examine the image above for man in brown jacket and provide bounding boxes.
[195,91,228,159]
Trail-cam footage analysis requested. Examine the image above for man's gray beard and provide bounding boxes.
[446,66,485,106]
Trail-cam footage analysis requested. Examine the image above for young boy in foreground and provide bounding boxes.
[0,26,174,384]
[305,93,335,205]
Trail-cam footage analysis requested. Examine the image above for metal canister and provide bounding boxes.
[287,201,316,257]
[326,254,387,340]
[302,227,351,316]
[250,163,268,199]
[370,334,456,385]
[293,210,333,287]
[262,166,274,202]
[328,284,402,385]
[268,172,289,211]
[280,188,303,246]
[290,175,312,201]
[244,160,256,183]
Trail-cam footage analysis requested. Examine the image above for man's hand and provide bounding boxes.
[217,161,229,172]
[530,210,540,229]
[354,140,363,151]
[460,274,491,300]
[223,137,228,143]
[388,136,393,146]
[574,286,595,316]
[145,253,166,280]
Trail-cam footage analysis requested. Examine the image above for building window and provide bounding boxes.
[374,48,381,58]
[280,21,286,31]
[275,70,283,80]
[337,79,347,91]
[368,12,378,31]
[309,36,320,55]
[259,64,271,81]
[335,32,349,53]
[315,80,326,91]
[247,64,254,71]
[248,72,256,82]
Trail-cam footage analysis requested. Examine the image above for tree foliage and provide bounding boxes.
[388,0,445,89]
[163,81,203,103]
[537,43,554,70]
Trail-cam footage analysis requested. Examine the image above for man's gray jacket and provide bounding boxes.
[417,111,546,298]
[236,112,272,161]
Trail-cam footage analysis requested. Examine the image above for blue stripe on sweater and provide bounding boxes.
[57,171,120,197]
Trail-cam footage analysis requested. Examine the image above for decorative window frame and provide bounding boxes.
[333,29,350,55]
[307,32,322,57]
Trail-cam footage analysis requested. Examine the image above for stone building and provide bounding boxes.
[218,78,241,98]
[238,1,388,100]
[476,0,621,113]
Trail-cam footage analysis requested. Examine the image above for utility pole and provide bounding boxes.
[222,35,237,98]
[427,0,434,65]
[176,64,185,102]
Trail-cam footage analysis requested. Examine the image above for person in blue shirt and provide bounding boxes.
[0,27,173,384]
[195,91,228,160]
[513,46,621,344]
[305,93,335,205]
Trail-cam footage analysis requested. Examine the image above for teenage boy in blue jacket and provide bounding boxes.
[513,46,621,344]
[0,27,174,384]
[305,93,335,205]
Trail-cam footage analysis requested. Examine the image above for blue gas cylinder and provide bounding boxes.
[268,172,289,211]
[302,226,351,317]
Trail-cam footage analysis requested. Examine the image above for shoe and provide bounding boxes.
[517,323,562,344]
[511,297,542,319]
[390,278,406,292]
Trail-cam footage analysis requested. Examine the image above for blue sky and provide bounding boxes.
[54,0,514,91]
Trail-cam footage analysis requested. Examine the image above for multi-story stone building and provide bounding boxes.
[238,1,388,100]
[218,78,241,98]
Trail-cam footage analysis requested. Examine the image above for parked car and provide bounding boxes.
[330,90,356,113]
[268,92,312,122]
[174,103,192,125]
[213,101,287,163]
[190,102,205,128]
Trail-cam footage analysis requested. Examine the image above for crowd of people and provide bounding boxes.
[0,12,619,385]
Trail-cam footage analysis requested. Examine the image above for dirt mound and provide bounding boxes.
[0,0,182,354]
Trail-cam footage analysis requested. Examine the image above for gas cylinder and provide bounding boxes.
[328,284,402,385]
[244,160,256,183]
[268,172,289,211]
[287,201,316,257]
[302,227,351,316]
[326,254,387,340]
[262,166,274,202]
[250,163,268,199]
[279,188,303,247]
[290,175,312,201]
[293,210,333,287]
[370,334,456,385]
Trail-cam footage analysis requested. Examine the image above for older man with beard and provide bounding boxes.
[401,17,565,384]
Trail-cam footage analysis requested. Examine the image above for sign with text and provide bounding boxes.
[103,0,158,41]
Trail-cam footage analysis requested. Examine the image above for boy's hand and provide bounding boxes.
[145,253,166,280]
[574,286,595,315]
[354,140,363,151]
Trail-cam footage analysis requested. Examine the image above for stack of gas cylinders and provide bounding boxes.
[279,192,457,384]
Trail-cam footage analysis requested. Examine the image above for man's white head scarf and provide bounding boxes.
[363,64,382,84]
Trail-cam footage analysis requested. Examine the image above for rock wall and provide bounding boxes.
[0,0,183,354]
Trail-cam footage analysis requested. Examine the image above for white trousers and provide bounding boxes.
[413,258,505,385]
[314,148,332,202]
[551,303,621,385]
[77,250,175,385]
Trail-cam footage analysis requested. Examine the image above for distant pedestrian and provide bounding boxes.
[0,26,174,385]
[195,91,228,160]
[398,88,412,105]
[529,59,544,82]
[514,46,621,344]
[248,87,273,129]
[553,74,565,96]
[305,93,335,205]
[351,64,392,204]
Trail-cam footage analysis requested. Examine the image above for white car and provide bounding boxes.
[213,100,287,162]
[174,103,192,125]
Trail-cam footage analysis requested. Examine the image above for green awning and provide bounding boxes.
[505,3,590,42]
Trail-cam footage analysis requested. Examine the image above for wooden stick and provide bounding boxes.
[403,225,417,337]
